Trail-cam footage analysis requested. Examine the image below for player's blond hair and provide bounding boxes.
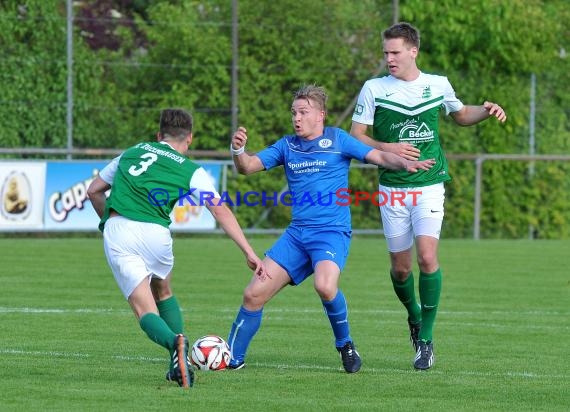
[293,84,328,113]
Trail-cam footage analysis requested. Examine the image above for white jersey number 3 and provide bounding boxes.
[128,152,158,176]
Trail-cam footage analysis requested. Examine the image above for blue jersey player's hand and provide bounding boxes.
[405,158,436,173]
[232,126,248,151]
[382,142,421,160]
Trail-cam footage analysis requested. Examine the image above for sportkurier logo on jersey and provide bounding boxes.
[285,139,331,173]
[287,159,327,174]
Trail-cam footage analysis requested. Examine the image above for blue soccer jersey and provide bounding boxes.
[257,127,373,230]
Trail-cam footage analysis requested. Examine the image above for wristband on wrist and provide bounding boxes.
[230,144,245,155]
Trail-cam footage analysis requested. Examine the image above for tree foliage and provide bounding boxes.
[0,0,68,149]
[0,0,568,237]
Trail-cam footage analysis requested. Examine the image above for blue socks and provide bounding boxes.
[227,306,263,365]
[322,290,352,348]
[227,291,352,365]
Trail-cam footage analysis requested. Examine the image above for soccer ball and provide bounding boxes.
[190,335,231,371]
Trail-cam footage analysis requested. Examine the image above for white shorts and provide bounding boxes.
[103,216,174,299]
[378,183,445,253]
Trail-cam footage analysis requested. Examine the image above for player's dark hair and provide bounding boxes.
[383,22,420,49]
[293,84,328,113]
[159,108,193,140]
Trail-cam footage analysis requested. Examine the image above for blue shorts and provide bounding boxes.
[265,225,352,285]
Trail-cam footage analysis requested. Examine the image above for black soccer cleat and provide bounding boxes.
[227,361,246,370]
[407,318,421,352]
[337,341,361,373]
[168,334,194,388]
[413,340,434,370]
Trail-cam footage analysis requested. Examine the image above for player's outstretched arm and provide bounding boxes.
[365,150,435,173]
[351,121,420,160]
[451,101,507,126]
[231,127,265,175]
[87,176,111,218]
[206,201,267,278]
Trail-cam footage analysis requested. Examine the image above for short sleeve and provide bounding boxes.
[188,167,221,199]
[256,139,286,170]
[338,129,374,163]
[98,155,121,184]
[442,78,464,115]
[352,80,376,126]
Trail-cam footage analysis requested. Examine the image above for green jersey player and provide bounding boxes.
[351,22,507,370]
[87,108,266,388]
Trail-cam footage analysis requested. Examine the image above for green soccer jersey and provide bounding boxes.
[353,72,464,187]
[97,141,210,230]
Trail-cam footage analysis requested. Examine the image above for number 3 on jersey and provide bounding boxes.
[128,152,158,176]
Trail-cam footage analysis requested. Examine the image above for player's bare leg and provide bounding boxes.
[227,258,290,369]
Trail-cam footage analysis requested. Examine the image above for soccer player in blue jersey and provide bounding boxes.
[351,22,507,370]
[226,84,435,372]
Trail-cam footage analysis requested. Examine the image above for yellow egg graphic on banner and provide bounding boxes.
[1,171,32,220]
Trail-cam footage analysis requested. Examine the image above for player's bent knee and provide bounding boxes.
[417,252,438,271]
[315,289,336,302]
[314,283,337,301]
[242,286,269,307]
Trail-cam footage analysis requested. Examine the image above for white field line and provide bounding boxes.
[0,306,567,317]
[0,307,131,314]
[1,349,89,358]
[0,349,567,380]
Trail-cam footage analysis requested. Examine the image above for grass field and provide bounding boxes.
[0,236,568,411]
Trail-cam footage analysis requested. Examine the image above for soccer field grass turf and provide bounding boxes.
[0,237,568,411]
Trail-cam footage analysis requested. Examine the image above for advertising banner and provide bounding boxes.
[0,160,222,231]
[43,161,106,230]
[0,162,47,231]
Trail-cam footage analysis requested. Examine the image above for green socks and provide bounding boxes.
[156,296,185,366]
[391,272,421,324]
[140,298,186,373]
[157,296,184,335]
[418,269,442,343]
[139,313,177,350]
[391,269,442,343]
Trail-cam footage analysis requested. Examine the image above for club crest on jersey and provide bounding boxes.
[318,138,332,149]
